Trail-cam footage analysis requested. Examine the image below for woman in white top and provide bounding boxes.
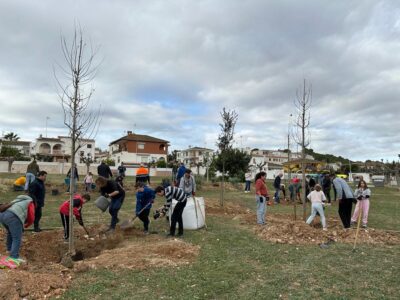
[351,180,371,228]
[306,184,327,230]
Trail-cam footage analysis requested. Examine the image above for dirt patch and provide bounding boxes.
[74,237,200,271]
[0,225,199,299]
[204,197,400,246]
[237,213,400,246]
[206,200,250,216]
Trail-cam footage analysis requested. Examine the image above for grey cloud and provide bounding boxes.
[0,0,400,161]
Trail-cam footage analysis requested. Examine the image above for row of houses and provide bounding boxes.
[1,131,323,174]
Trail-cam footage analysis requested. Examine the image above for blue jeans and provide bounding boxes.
[109,195,124,229]
[67,179,77,193]
[0,210,23,258]
[245,181,251,191]
[306,203,326,228]
[256,196,266,224]
[274,188,280,203]
[25,172,35,191]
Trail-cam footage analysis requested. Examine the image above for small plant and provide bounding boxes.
[194,175,203,190]
[228,177,242,189]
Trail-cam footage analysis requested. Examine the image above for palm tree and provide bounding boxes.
[3,132,20,141]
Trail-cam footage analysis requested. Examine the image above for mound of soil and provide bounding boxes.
[0,225,199,299]
[204,197,400,246]
[74,237,200,271]
[242,213,400,246]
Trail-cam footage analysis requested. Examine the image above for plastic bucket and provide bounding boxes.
[170,197,205,230]
[95,196,110,212]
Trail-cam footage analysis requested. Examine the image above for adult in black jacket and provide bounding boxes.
[95,176,125,232]
[28,171,47,232]
[308,176,316,191]
[97,161,113,178]
[67,166,79,193]
[273,173,283,204]
[322,174,332,203]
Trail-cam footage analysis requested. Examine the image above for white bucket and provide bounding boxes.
[170,197,205,230]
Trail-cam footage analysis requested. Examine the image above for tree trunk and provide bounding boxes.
[7,158,14,172]
[220,160,225,207]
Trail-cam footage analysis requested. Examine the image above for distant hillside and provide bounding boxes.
[304,148,352,164]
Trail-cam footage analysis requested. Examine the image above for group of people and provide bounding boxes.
[252,170,372,230]
[0,158,199,263]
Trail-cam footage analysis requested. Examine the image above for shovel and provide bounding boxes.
[120,202,152,230]
[82,225,91,237]
[352,203,363,252]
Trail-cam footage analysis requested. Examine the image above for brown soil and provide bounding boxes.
[0,225,199,299]
[206,198,400,246]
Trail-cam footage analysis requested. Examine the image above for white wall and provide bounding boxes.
[0,161,173,178]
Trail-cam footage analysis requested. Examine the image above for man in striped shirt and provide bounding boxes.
[155,185,187,237]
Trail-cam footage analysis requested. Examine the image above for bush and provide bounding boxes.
[228,177,242,190]
[157,160,167,168]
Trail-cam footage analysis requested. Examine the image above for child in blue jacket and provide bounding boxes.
[135,182,155,234]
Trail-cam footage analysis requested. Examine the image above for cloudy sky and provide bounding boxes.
[1,0,399,162]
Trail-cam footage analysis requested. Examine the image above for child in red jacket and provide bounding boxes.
[59,194,90,240]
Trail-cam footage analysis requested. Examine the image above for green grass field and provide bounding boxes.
[1,173,399,299]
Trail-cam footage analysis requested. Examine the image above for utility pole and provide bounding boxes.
[45,116,50,137]
[287,114,292,184]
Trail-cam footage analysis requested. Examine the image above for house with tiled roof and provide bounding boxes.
[31,135,95,162]
[109,131,169,165]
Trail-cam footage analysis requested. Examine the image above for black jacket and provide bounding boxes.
[67,167,79,180]
[100,180,125,200]
[273,176,281,189]
[29,178,46,207]
[98,163,113,178]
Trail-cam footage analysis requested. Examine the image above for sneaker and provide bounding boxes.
[33,228,42,233]
[166,233,175,238]
[323,228,328,231]
[14,258,26,264]
[177,232,183,236]
[143,230,149,235]
[362,224,368,229]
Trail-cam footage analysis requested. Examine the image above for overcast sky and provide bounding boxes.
[1,0,399,162]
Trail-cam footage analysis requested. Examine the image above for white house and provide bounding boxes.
[31,135,95,162]
[0,139,32,157]
[176,146,214,166]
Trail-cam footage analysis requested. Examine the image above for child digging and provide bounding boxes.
[59,193,90,240]
[135,182,155,234]
[305,184,327,230]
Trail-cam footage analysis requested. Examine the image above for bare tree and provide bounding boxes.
[292,79,312,220]
[54,25,101,255]
[216,107,238,206]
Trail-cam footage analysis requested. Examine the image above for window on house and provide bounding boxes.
[87,144,92,148]
[138,143,145,150]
